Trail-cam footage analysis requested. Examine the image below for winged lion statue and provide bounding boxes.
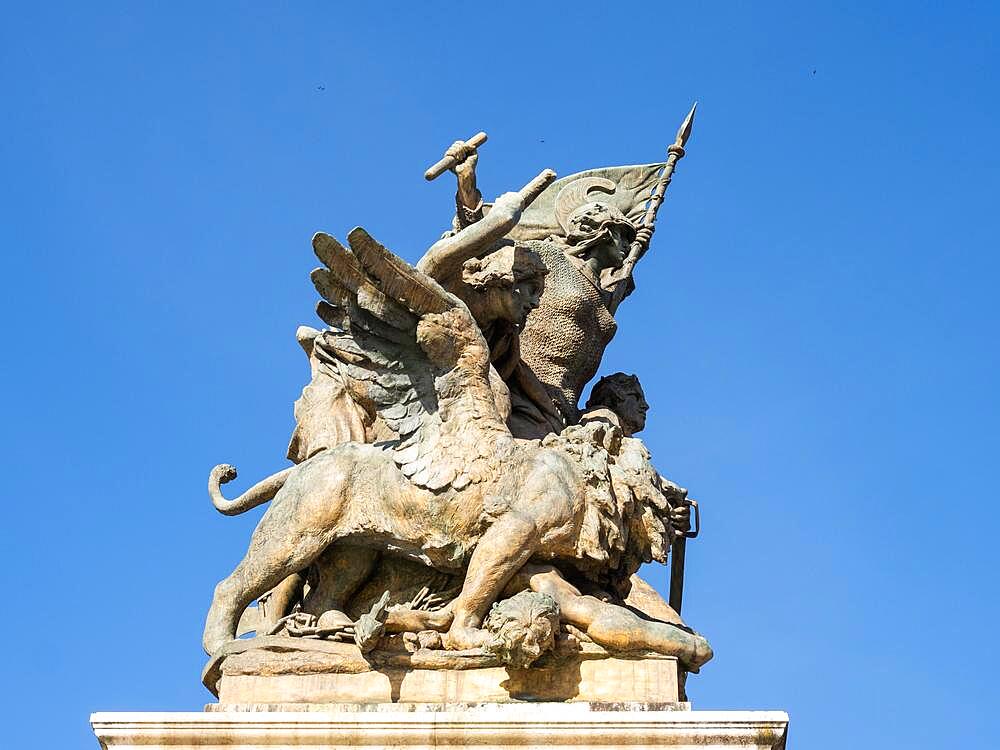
[201,226,712,673]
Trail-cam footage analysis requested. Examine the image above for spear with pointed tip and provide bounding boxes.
[609,102,697,310]
[636,102,696,254]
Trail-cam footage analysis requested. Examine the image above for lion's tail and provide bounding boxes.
[208,464,294,516]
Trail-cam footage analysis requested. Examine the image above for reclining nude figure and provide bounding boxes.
[202,226,711,671]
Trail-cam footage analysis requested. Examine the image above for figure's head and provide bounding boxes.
[586,372,649,436]
[552,176,637,274]
[462,244,548,330]
[483,591,561,668]
[563,201,636,272]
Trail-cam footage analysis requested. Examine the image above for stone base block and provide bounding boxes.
[92,706,789,749]
[218,655,680,704]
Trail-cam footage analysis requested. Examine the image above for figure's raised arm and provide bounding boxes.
[425,132,488,230]
[450,141,483,226]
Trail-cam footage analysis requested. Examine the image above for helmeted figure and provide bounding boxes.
[452,162,670,435]
[515,190,638,431]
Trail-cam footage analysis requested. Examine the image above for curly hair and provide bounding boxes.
[461,244,548,291]
[483,591,561,668]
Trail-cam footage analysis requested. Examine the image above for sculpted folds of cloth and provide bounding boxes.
[201,113,712,701]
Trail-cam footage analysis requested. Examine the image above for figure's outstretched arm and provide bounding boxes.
[417,169,556,282]
[417,190,524,281]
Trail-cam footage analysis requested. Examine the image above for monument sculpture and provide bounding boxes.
[91,105,789,750]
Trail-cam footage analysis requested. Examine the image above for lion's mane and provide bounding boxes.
[539,419,684,596]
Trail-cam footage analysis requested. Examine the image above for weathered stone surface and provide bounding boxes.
[198,114,713,696]
[217,654,680,706]
[205,701,693,713]
[205,630,689,706]
[92,707,789,749]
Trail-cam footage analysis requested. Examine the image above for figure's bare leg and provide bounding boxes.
[584,605,713,670]
[624,573,685,626]
[300,545,378,624]
[515,564,713,670]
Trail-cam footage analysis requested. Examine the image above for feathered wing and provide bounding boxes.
[310,228,512,492]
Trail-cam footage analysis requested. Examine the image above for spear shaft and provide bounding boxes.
[609,103,696,311]
[636,101,696,251]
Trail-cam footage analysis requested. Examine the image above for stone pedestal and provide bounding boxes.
[202,634,684,705]
[92,706,789,749]
[98,641,787,748]
[217,654,681,705]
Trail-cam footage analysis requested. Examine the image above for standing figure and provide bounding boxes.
[445,159,669,437]
[419,140,567,436]
[514,194,643,433]
[439,109,695,436]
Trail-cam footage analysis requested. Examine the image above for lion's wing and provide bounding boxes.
[310,229,505,491]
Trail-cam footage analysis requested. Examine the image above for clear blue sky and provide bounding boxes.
[1,2,997,747]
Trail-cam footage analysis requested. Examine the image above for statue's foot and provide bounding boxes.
[636,618,714,672]
[386,605,453,634]
[682,633,714,672]
[442,623,490,651]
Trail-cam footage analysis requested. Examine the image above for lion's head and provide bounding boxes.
[540,419,686,597]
